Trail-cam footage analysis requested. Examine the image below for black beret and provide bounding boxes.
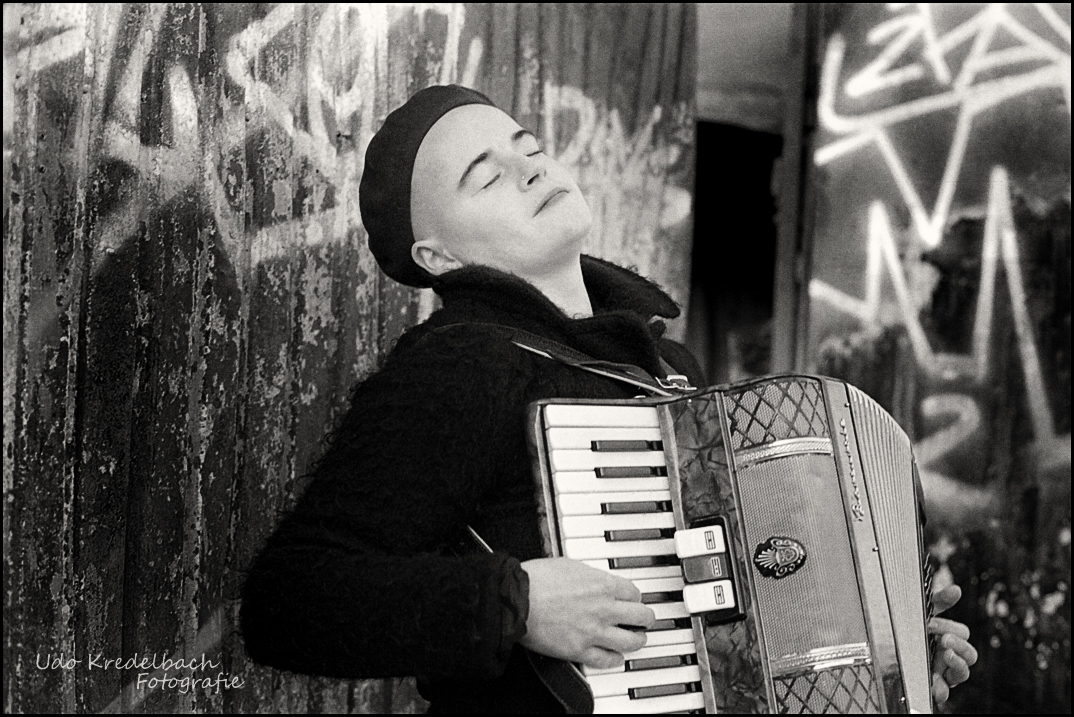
[360,85,497,288]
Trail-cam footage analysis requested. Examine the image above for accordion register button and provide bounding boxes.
[674,525,726,558]
[682,580,736,613]
[681,552,730,583]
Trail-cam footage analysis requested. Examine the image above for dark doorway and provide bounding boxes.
[686,121,783,385]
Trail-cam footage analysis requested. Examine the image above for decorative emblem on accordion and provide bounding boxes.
[753,536,807,579]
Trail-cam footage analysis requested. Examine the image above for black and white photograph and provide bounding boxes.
[3,3,1070,713]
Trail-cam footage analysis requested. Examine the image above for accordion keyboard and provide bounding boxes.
[542,404,707,714]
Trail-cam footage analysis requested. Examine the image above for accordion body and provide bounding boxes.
[528,375,934,714]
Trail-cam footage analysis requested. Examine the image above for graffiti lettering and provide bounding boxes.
[810,4,1070,488]
[816,4,1070,248]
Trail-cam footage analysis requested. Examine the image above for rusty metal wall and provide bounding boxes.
[1,3,696,712]
[800,4,1070,713]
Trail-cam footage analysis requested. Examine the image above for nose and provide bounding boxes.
[518,155,546,190]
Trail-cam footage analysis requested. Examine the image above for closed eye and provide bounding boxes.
[482,173,501,189]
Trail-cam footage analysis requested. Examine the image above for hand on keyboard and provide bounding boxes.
[520,557,657,669]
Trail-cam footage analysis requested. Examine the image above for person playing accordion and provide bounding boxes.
[239,85,976,713]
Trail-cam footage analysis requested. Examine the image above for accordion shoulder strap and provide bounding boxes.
[428,322,694,396]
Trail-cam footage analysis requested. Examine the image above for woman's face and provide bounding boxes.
[409,104,593,281]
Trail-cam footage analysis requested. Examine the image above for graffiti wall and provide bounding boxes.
[805,4,1070,713]
[2,3,696,712]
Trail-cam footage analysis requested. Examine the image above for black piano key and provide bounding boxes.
[609,555,679,569]
[649,618,693,631]
[641,591,684,604]
[605,528,673,542]
[590,440,664,452]
[595,465,668,478]
[601,500,673,514]
[629,682,702,699]
[627,654,698,672]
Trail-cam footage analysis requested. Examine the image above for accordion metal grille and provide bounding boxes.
[734,455,871,667]
[725,379,829,451]
[773,664,881,714]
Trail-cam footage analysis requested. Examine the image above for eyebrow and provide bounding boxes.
[457,129,538,189]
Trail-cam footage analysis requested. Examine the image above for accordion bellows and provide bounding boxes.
[528,375,933,714]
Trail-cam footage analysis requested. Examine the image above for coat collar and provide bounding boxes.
[429,254,681,325]
[422,255,681,375]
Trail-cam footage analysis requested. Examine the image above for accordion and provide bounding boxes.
[527,375,934,714]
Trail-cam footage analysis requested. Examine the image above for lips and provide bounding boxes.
[535,187,569,215]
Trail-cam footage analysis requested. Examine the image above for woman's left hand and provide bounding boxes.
[928,584,978,706]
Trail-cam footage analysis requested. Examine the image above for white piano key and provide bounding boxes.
[556,490,672,516]
[587,664,702,697]
[583,640,700,676]
[624,640,698,661]
[643,628,696,647]
[593,691,706,714]
[544,404,660,428]
[563,537,676,561]
[561,513,675,538]
[553,473,670,493]
[567,537,676,562]
[634,576,685,594]
[545,426,663,448]
[551,449,666,471]
[650,602,689,621]
[581,562,684,580]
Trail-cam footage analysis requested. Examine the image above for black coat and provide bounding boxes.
[239,255,704,712]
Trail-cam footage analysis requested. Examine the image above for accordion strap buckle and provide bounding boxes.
[657,374,695,391]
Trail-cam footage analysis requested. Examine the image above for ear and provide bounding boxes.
[412,239,464,276]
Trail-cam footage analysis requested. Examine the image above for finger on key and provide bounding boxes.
[581,646,625,670]
[614,600,656,629]
[597,625,648,654]
[608,574,643,602]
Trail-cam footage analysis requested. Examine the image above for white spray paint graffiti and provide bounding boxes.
[809,4,1071,512]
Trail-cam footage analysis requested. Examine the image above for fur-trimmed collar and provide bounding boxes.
[429,254,681,325]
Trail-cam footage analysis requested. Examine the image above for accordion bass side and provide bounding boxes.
[527,375,934,714]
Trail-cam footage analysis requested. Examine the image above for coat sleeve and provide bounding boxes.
[239,329,532,680]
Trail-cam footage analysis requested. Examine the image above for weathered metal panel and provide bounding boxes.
[3,3,696,712]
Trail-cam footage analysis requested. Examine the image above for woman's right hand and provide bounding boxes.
[519,557,655,669]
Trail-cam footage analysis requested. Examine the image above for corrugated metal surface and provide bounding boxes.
[2,3,696,712]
